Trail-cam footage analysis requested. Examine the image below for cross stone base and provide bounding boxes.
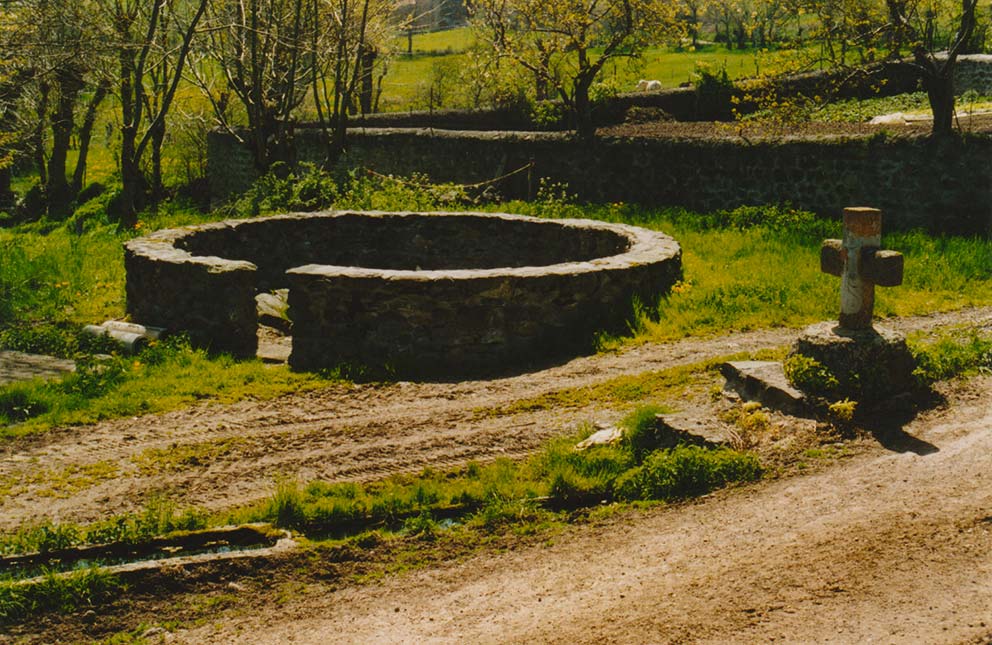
[790,322,917,400]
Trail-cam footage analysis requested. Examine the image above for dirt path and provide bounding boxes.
[177,375,992,645]
[1,307,990,530]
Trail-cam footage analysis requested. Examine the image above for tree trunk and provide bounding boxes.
[923,69,955,136]
[573,77,595,140]
[359,46,376,115]
[72,83,109,195]
[120,127,146,228]
[535,72,548,101]
[33,83,50,188]
[150,119,166,199]
[0,166,11,209]
[46,70,83,218]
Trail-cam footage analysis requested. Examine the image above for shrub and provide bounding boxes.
[614,445,762,502]
[783,353,839,396]
[692,62,734,120]
[621,405,669,462]
[225,163,339,218]
[529,100,568,129]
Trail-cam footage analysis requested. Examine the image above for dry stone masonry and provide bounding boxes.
[124,211,683,378]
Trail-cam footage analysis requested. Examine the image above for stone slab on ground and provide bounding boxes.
[0,351,75,386]
[257,326,291,364]
[256,290,291,334]
[721,360,808,416]
[654,411,733,447]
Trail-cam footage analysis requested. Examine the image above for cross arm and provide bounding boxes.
[820,239,843,277]
[862,249,904,287]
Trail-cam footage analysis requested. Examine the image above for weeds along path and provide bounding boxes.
[1,307,990,529]
[179,375,992,645]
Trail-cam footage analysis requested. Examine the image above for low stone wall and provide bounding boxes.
[328,129,992,235]
[209,126,992,236]
[124,228,260,356]
[124,211,683,377]
[955,55,992,95]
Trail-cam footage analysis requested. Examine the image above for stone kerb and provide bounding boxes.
[123,211,683,378]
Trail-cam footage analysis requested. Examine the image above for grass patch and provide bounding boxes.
[0,337,339,438]
[131,438,248,475]
[0,567,122,625]
[0,460,119,501]
[226,405,762,535]
[813,91,992,123]
[910,330,992,384]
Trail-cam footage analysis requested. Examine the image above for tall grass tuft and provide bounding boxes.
[621,404,670,461]
[911,332,992,384]
[614,445,763,502]
[0,567,122,625]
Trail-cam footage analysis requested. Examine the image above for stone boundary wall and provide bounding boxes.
[209,128,992,234]
[338,55,992,132]
[123,212,683,377]
[324,61,923,132]
[336,130,991,234]
[955,55,992,95]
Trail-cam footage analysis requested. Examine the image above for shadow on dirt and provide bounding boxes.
[860,389,944,456]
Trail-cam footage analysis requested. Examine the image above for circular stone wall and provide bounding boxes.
[124,211,682,378]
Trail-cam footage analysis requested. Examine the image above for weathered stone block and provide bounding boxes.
[790,321,917,400]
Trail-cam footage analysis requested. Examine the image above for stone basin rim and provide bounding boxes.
[123,209,684,375]
[126,210,677,278]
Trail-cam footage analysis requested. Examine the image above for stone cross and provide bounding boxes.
[820,207,904,330]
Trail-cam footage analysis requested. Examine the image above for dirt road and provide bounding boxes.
[3,308,992,644]
[1,308,990,531]
[179,375,992,644]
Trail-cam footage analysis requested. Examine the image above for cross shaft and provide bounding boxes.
[820,207,904,330]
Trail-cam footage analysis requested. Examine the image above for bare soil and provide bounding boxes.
[2,308,988,531]
[178,375,992,645]
[3,307,992,644]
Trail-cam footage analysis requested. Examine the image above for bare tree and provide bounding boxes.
[310,0,394,162]
[473,0,682,138]
[0,0,109,217]
[192,0,317,172]
[95,0,209,226]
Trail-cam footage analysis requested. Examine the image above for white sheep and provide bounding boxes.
[636,79,663,91]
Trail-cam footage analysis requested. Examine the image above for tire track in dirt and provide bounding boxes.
[1,307,989,530]
[178,376,992,645]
